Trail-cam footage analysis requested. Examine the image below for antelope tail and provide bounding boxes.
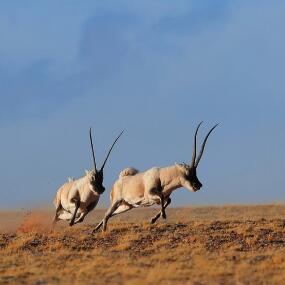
[119,167,139,178]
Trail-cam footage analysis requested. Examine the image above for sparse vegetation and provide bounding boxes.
[1,205,285,285]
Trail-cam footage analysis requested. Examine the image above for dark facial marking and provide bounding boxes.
[186,168,202,191]
[90,171,105,194]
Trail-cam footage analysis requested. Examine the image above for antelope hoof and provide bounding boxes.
[162,212,166,219]
[69,221,74,227]
[92,226,100,234]
[150,217,158,224]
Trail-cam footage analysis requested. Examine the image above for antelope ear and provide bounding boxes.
[175,162,183,170]
[175,163,188,174]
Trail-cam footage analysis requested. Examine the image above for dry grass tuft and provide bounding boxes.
[0,205,285,284]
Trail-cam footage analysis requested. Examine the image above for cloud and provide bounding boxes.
[0,1,285,207]
[0,0,234,124]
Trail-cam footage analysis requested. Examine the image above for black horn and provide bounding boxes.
[100,130,124,172]
[195,124,219,167]
[191,122,203,168]
[89,128,97,173]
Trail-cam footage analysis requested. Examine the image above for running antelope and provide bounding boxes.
[94,122,218,232]
[52,129,123,227]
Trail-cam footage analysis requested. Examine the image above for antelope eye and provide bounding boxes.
[187,172,194,179]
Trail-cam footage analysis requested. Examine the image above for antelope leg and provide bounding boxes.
[102,200,122,231]
[93,203,132,233]
[93,200,122,233]
[149,186,166,219]
[69,200,80,226]
[150,197,172,224]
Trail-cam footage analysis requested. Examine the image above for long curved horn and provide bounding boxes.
[195,124,219,167]
[191,122,203,168]
[89,128,97,173]
[100,130,124,172]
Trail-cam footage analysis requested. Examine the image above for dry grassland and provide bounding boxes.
[1,205,285,285]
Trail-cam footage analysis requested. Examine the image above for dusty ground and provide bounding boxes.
[1,205,285,285]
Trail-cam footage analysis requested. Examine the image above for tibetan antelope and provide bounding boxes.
[52,128,123,227]
[94,122,218,232]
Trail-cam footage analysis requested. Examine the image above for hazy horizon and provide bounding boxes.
[0,1,285,209]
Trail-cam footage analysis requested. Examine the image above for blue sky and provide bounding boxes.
[0,1,285,208]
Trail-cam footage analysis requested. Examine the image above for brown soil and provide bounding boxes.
[0,205,285,285]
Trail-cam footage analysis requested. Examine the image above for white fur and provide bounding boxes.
[53,170,101,225]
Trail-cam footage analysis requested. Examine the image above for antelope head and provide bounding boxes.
[88,128,123,194]
[177,122,218,192]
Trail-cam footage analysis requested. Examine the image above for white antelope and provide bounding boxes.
[52,128,123,226]
[94,122,218,232]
